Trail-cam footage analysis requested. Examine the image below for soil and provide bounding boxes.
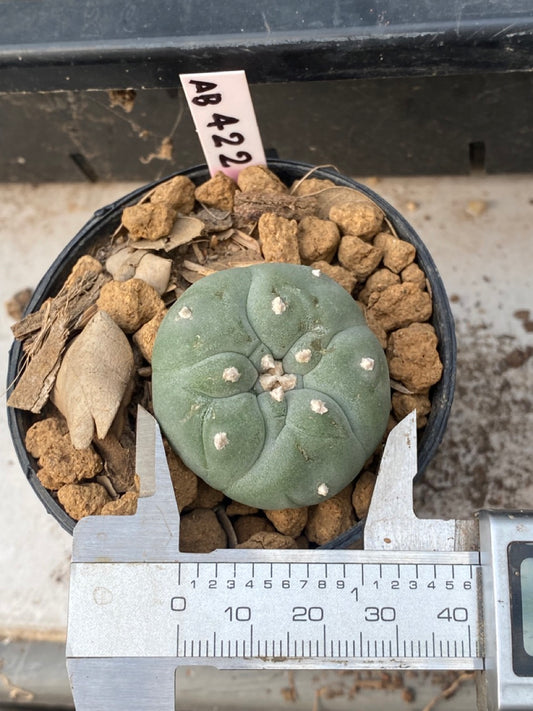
[8,165,444,550]
[414,318,533,519]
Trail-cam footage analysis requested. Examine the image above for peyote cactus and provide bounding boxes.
[152,263,390,509]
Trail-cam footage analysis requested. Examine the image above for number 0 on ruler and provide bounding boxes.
[180,70,267,180]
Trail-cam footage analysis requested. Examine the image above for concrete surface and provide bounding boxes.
[0,173,531,709]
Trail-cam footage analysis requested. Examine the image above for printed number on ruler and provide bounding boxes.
[180,71,267,180]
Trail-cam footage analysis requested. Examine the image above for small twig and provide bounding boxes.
[421,671,476,711]
[181,260,216,276]
[192,242,206,264]
[289,164,339,194]
[384,215,399,238]
[390,379,414,395]
[231,229,262,253]
[197,201,231,221]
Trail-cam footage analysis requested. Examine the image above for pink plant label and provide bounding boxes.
[179,70,267,180]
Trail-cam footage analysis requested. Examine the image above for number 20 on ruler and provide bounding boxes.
[179,70,267,180]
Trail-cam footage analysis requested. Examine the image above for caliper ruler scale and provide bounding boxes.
[66,409,533,710]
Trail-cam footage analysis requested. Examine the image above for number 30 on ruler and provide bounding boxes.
[179,70,267,180]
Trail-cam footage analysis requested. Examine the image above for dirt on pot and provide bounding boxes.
[8,165,444,550]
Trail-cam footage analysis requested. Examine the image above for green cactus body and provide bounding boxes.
[152,263,390,509]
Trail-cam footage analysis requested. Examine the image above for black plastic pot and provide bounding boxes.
[7,159,456,543]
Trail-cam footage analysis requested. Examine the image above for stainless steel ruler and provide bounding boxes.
[66,409,533,711]
[69,554,481,669]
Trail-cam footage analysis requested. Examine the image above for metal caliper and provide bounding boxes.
[66,408,533,710]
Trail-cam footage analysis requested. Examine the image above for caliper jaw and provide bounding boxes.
[71,406,180,564]
[364,411,478,552]
[67,659,178,711]
[67,407,181,711]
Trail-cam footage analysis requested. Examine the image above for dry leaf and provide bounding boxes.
[51,311,134,449]
[105,247,145,281]
[107,248,171,295]
[130,216,204,251]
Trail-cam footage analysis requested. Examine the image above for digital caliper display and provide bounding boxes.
[508,542,533,676]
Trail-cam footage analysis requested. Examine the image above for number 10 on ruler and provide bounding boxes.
[179,70,267,180]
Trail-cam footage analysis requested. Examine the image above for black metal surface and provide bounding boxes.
[1,0,533,93]
[2,71,533,181]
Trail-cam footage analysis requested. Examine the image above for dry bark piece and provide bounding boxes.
[64,255,103,288]
[11,307,51,342]
[233,515,275,544]
[305,485,355,545]
[374,232,416,274]
[133,309,167,363]
[57,482,111,520]
[164,441,198,512]
[387,323,443,393]
[8,271,110,412]
[367,281,432,331]
[311,261,357,293]
[337,234,383,279]
[392,391,432,427]
[351,471,377,519]
[236,531,298,549]
[258,213,300,263]
[11,270,109,342]
[329,201,384,240]
[179,508,227,553]
[51,310,134,449]
[101,491,138,516]
[358,268,401,305]
[97,278,164,333]
[9,315,68,413]
[265,507,308,537]
[122,203,176,242]
[237,165,288,193]
[150,175,196,214]
[194,171,237,211]
[297,216,340,264]
[234,191,317,223]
